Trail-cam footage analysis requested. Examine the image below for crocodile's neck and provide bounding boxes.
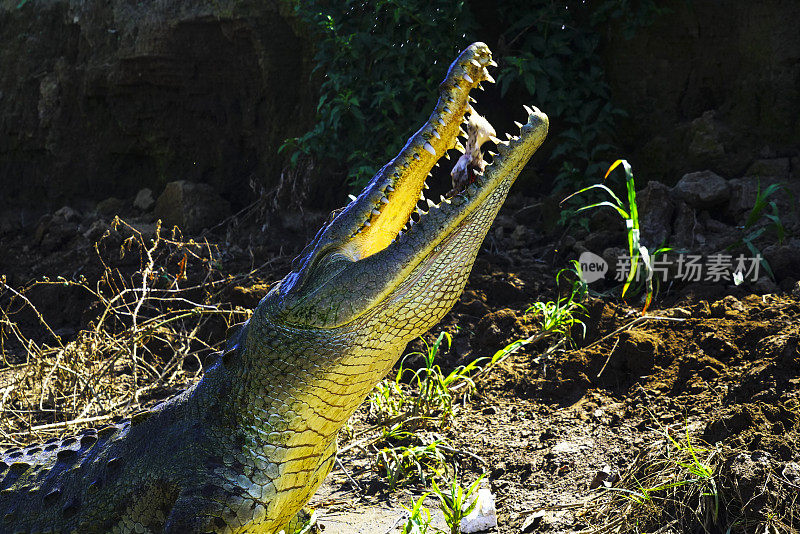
[0,42,548,533]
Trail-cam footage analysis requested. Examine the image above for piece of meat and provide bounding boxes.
[450,112,496,195]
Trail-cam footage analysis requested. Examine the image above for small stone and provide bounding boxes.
[753,276,778,294]
[589,464,619,489]
[687,111,724,164]
[672,170,730,208]
[510,224,531,248]
[155,180,230,234]
[521,511,545,532]
[83,220,106,242]
[762,241,800,283]
[133,188,155,211]
[745,158,790,180]
[96,197,125,218]
[54,206,80,223]
[636,180,674,248]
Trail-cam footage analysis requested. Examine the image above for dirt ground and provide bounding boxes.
[317,240,800,533]
[1,194,798,533]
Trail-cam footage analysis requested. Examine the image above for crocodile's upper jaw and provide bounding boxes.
[270,42,549,334]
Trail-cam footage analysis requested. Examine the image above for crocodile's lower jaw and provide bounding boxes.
[0,42,548,533]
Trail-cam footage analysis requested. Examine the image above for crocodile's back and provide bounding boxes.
[0,392,197,533]
[2,429,150,532]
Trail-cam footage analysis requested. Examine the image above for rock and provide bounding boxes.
[473,309,519,353]
[0,2,315,212]
[636,180,674,248]
[128,220,158,239]
[83,220,109,242]
[745,158,790,180]
[510,224,532,248]
[672,170,730,208]
[670,201,698,248]
[34,214,79,251]
[687,111,725,164]
[134,188,155,211]
[54,206,80,223]
[710,295,744,318]
[588,465,620,489]
[761,241,800,283]
[753,276,778,294]
[726,177,761,220]
[155,180,231,234]
[96,197,125,218]
[601,247,627,282]
[584,231,620,255]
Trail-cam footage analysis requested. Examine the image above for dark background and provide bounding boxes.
[0,0,797,216]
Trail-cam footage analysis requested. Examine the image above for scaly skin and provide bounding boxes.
[0,42,548,533]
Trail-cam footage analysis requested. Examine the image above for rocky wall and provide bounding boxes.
[601,0,800,184]
[0,0,314,211]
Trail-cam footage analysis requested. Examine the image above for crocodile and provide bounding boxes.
[0,42,548,533]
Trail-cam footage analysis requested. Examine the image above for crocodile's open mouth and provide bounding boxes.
[277,42,547,328]
[339,42,548,263]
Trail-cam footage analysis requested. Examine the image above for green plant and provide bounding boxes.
[368,378,406,423]
[283,1,669,192]
[400,332,483,422]
[729,181,795,281]
[401,493,435,534]
[431,473,487,534]
[605,427,720,533]
[563,159,671,311]
[282,0,475,188]
[526,262,587,344]
[376,438,448,490]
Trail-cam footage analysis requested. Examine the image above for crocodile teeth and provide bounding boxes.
[423,142,436,155]
[489,136,501,144]
[432,130,441,139]
[371,209,381,216]
[444,153,451,160]
[478,84,484,91]
[470,59,481,67]
[468,96,477,103]
[440,195,451,204]
[514,121,523,130]
[386,185,395,192]
[424,182,430,189]
[348,194,357,201]
[488,59,498,67]
[419,191,425,200]
[454,141,465,153]
[363,221,371,226]
[438,118,446,126]
[483,70,495,84]
[524,105,534,115]
[464,74,474,83]
[380,196,390,204]
[427,198,436,209]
